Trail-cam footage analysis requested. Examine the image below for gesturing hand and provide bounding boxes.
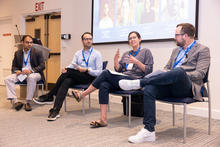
[129,56,138,64]
[114,48,120,62]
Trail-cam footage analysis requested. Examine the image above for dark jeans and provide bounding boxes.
[49,68,95,111]
[140,67,193,132]
[92,70,134,104]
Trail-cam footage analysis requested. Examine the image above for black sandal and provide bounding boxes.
[90,120,108,128]
[72,90,82,102]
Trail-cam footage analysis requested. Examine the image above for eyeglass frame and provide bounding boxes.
[175,33,185,37]
[82,38,93,41]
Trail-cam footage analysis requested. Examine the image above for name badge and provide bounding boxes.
[127,63,133,70]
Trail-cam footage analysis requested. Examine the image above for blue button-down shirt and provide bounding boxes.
[175,41,194,68]
[22,49,33,72]
[67,48,103,77]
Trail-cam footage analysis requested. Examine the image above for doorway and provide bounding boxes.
[25,12,61,89]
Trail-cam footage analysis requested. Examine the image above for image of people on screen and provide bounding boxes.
[140,0,156,24]
[160,0,188,22]
[99,0,114,29]
[116,0,131,27]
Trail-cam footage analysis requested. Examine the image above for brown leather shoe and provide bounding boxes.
[14,102,24,111]
[24,103,32,111]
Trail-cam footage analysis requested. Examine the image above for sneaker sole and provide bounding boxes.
[25,109,32,111]
[47,114,60,121]
[33,99,53,105]
[128,135,155,143]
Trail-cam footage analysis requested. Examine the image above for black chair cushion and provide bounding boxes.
[111,90,143,96]
[157,97,199,104]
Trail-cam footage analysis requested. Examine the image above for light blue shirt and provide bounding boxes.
[67,48,103,77]
[22,49,33,72]
[175,41,194,68]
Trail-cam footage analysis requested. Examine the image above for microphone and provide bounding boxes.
[15,24,22,42]
[186,54,188,58]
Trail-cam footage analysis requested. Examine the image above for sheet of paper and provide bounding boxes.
[109,70,127,76]
[71,63,79,69]
[17,74,27,82]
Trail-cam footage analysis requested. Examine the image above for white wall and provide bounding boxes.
[0,0,220,119]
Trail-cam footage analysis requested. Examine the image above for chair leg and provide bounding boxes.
[81,89,85,114]
[64,98,67,112]
[35,85,39,97]
[183,104,186,144]
[208,102,211,135]
[108,102,110,112]
[89,94,91,109]
[41,84,44,95]
[82,98,85,114]
[207,81,211,135]
[125,96,128,116]
[128,95,131,127]
[172,104,175,126]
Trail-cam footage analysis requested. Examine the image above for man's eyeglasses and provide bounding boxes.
[24,41,33,44]
[175,34,184,37]
[83,38,93,41]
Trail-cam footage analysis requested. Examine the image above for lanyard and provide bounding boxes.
[125,46,141,70]
[172,41,196,69]
[23,49,31,66]
[82,48,93,67]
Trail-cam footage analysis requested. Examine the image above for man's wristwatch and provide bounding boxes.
[85,69,89,73]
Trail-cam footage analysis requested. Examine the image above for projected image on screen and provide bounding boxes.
[92,0,198,44]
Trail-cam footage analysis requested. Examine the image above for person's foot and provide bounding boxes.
[14,102,24,111]
[33,94,54,105]
[47,108,60,121]
[72,90,83,102]
[128,128,155,143]
[90,120,108,128]
[24,103,32,111]
[119,79,141,90]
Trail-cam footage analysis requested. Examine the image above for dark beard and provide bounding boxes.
[84,45,92,50]
[176,40,185,47]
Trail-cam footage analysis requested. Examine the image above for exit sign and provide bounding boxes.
[35,2,45,12]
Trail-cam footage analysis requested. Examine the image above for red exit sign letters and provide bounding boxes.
[35,2,45,12]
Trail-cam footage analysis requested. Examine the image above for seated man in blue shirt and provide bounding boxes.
[119,23,210,143]
[5,35,45,112]
[33,32,103,121]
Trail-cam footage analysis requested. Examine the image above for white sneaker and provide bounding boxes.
[119,79,141,90]
[128,128,155,143]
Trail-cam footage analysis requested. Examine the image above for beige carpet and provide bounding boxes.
[0,86,220,147]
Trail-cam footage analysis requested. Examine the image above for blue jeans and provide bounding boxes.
[92,70,134,104]
[140,67,193,132]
